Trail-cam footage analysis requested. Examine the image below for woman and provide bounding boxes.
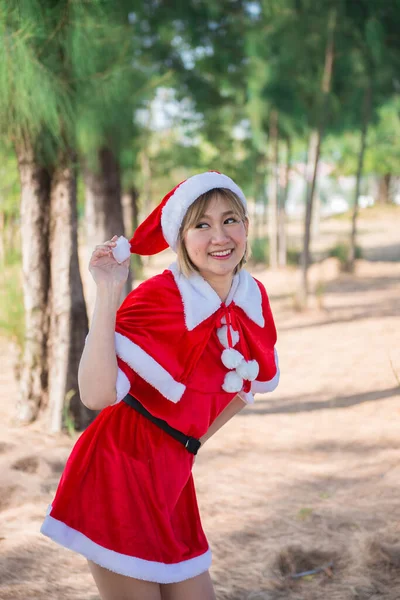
[41,171,280,600]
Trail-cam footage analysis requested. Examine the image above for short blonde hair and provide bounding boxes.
[176,188,249,278]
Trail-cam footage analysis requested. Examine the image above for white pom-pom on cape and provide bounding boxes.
[222,370,243,393]
[221,348,244,369]
[236,359,259,381]
[112,236,131,264]
[216,325,239,349]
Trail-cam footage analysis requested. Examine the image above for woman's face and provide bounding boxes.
[183,194,248,284]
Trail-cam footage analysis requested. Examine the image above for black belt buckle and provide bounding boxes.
[185,437,201,455]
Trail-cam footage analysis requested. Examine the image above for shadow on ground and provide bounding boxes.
[239,386,399,416]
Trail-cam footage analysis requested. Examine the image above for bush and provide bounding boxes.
[0,261,24,351]
[250,237,269,264]
[287,248,301,266]
[329,242,362,271]
[250,239,302,267]
[4,245,22,267]
[132,254,144,280]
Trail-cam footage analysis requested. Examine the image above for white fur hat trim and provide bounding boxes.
[236,359,259,381]
[161,172,247,251]
[221,348,244,369]
[222,370,243,393]
[216,325,239,349]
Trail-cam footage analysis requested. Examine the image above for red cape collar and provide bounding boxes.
[168,262,265,331]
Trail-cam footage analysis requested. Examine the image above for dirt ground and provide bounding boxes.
[1,207,400,600]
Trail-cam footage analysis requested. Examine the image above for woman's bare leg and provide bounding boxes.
[88,561,162,600]
[160,570,216,600]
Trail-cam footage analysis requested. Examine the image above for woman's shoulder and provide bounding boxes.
[135,268,177,293]
[120,268,180,310]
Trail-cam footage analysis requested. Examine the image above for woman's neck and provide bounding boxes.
[202,273,234,303]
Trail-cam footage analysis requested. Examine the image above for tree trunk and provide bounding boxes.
[0,211,5,266]
[349,85,372,272]
[122,186,140,234]
[140,149,152,214]
[84,146,131,318]
[15,139,51,424]
[122,186,142,280]
[312,192,321,237]
[377,173,392,204]
[278,137,291,268]
[268,109,279,269]
[48,154,92,433]
[300,8,336,307]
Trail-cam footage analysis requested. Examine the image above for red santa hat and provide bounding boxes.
[129,171,247,255]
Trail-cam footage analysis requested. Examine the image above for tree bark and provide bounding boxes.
[0,211,5,266]
[300,8,336,307]
[15,139,51,424]
[84,146,131,318]
[122,186,140,235]
[122,186,142,280]
[268,109,279,269]
[349,85,372,271]
[140,148,152,214]
[278,137,291,268]
[377,173,392,204]
[48,154,92,432]
[256,158,267,241]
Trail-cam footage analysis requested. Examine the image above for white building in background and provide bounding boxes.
[279,162,381,219]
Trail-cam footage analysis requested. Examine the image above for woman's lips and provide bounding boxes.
[209,249,234,260]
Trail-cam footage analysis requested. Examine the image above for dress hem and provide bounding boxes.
[40,512,212,584]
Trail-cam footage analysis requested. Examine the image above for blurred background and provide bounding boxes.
[0,2,400,598]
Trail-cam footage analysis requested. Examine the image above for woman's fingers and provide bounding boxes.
[93,237,118,252]
[96,240,116,248]
[90,236,120,260]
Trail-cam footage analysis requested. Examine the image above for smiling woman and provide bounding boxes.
[40,171,279,600]
[176,188,249,299]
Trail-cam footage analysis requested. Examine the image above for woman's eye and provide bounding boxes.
[195,217,238,228]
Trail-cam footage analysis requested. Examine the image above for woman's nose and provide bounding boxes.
[211,226,230,244]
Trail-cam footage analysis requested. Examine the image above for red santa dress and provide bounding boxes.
[40,262,279,583]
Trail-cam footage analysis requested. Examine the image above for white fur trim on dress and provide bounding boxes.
[114,368,131,404]
[168,263,263,331]
[233,270,265,327]
[115,333,185,403]
[161,172,247,251]
[238,390,255,404]
[251,348,280,393]
[41,512,212,584]
[169,262,222,331]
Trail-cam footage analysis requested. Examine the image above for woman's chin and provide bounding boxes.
[199,260,239,279]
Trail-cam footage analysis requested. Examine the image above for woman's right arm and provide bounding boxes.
[78,236,130,411]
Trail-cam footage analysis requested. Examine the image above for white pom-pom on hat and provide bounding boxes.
[221,348,244,369]
[222,371,243,393]
[216,325,239,349]
[236,359,259,381]
[112,236,131,263]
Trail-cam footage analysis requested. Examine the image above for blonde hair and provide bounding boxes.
[176,188,249,278]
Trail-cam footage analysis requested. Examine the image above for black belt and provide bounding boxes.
[122,394,202,456]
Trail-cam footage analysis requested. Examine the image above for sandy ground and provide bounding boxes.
[1,207,400,600]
